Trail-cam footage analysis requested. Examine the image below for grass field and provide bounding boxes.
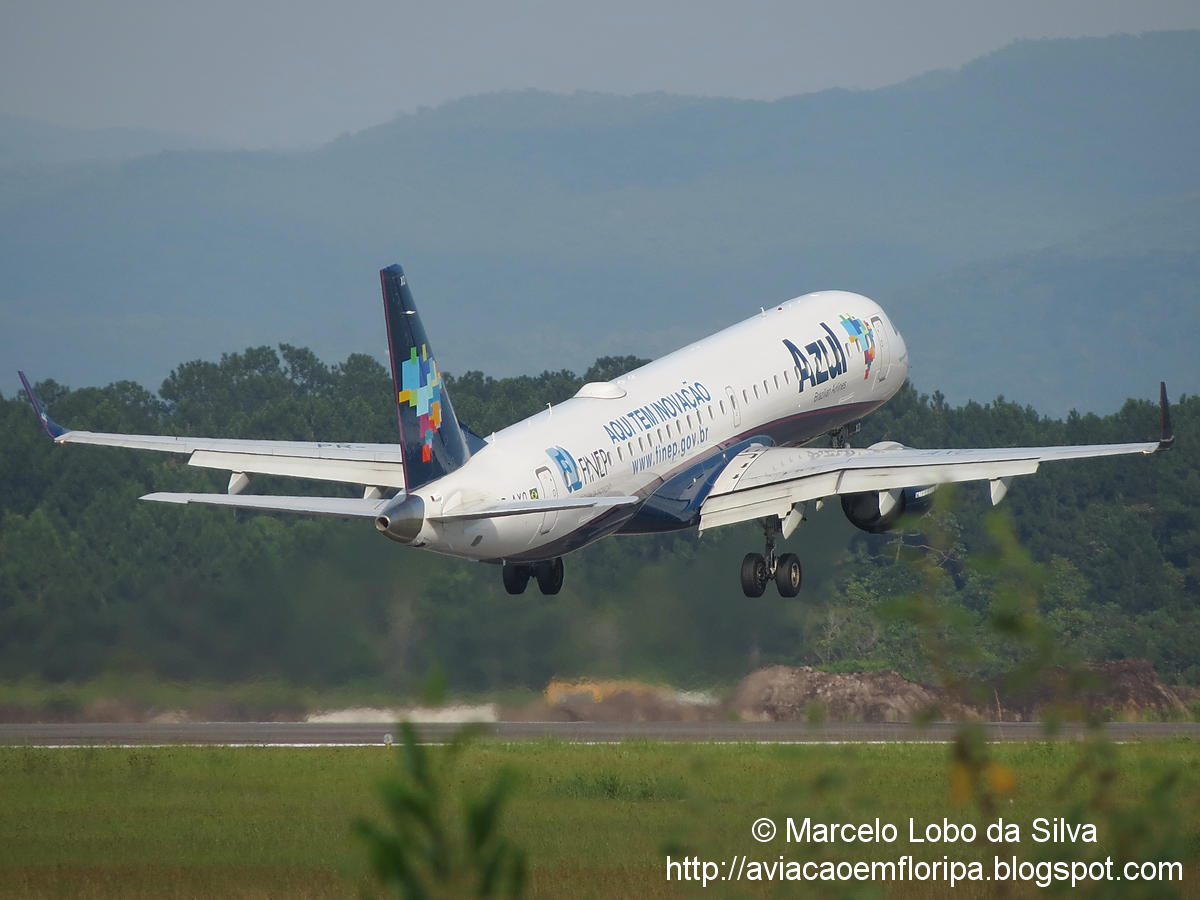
[1,739,1197,899]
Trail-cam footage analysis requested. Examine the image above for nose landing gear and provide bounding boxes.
[502,558,564,595]
[740,516,803,598]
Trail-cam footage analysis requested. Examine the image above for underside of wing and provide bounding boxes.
[700,438,1168,533]
[699,383,1175,532]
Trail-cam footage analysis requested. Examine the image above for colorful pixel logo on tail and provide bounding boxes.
[839,314,877,379]
[398,344,443,463]
[379,263,471,492]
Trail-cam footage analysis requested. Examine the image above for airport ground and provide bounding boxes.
[1,737,1197,899]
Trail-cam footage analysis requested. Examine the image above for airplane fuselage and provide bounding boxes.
[399,290,909,562]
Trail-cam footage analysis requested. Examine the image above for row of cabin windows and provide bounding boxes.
[614,351,843,465]
[612,356,810,465]
[739,367,802,406]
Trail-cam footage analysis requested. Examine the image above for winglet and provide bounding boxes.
[1159,382,1175,451]
[17,372,69,439]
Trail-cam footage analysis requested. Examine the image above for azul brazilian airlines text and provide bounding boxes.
[20,264,1174,598]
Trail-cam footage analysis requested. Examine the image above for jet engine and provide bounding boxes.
[840,440,937,533]
[840,485,936,534]
[375,495,426,544]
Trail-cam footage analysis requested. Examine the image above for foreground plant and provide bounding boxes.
[355,722,526,899]
[890,504,1192,898]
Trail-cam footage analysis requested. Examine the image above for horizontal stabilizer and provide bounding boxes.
[141,493,393,518]
[432,496,639,521]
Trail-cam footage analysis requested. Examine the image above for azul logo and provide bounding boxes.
[546,447,582,493]
[783,321,849,393]
[398,343,443,463]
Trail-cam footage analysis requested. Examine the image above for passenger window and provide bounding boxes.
[638,437,644,452]
[774,375,780,389]
[708,404,714,419]
[617,446,623,461]
[687,415,692,429]
[783,370,789,385]
[753,385,759,399]
[657,428,663,442]
[719,401,725,415]
[742,390,748,403]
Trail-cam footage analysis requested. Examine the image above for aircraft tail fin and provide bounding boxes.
[1159,381,1175,451]
[380,264,471,491]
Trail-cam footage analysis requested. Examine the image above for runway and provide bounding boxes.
[1,720,1198,746]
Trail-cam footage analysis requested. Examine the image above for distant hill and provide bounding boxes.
[1,31,1198,413]
[0,113,225,165]
[889,193,1200,417]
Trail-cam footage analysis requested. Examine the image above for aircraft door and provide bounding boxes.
[725,386,741,427]
[870,316,891,385]
[535,466,558,534]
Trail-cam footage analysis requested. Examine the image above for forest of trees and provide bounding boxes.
[1,345,1196,692]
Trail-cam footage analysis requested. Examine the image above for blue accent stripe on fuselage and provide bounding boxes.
[490,397,883,561]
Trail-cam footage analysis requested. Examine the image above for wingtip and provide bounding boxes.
[17,371,69,439]
[1159,381,1175,451]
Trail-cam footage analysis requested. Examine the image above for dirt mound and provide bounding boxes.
[729,659,1190,724]
[993,659,1188,721]
[729,665,951,723]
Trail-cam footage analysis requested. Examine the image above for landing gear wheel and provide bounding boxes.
[774,553,802,597]
[740,552,768,598]
[502,563,530,595]
[535,557,564,595]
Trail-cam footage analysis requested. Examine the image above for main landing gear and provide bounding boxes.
[740,516,802,598]
[502,558,564,595]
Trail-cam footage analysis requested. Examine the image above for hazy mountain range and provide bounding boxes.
[0,113,225,165]
[2,30,1197,417]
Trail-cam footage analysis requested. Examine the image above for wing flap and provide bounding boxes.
[47,430,406,487]
[188,449,406,488]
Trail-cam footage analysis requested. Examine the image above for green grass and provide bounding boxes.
[0,741,1197,898]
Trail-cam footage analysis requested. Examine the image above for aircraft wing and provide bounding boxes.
[19,372,406,488]
[698,383,1175,532]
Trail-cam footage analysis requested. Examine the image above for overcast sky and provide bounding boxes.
[3,1,1200,148]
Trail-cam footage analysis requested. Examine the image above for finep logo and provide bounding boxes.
[546,447,582,492]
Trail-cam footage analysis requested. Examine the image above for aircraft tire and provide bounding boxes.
[740,553,767,598]
[535,557,564,595]
[502,563,530,595]
[775,553,802,597]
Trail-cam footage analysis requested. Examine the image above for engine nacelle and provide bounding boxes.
[375,495,426,544]
[840,485,936,533]
[840,441,937,533]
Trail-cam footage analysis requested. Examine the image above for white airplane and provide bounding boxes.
[20,264,1174,598]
